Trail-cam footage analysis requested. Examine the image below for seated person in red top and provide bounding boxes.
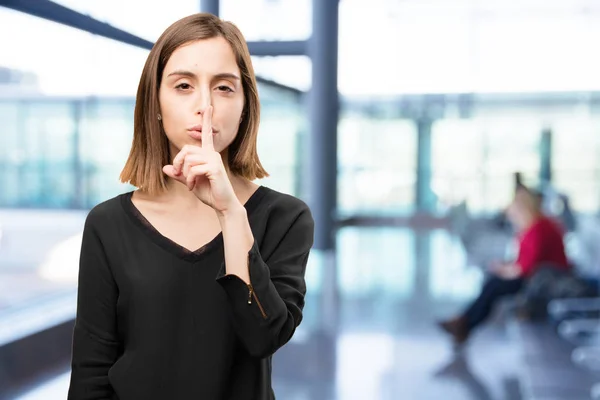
[438,187,569,346]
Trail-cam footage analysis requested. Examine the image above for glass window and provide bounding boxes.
[0,102,20,207]
[0,8,147,97]
[552,117,600,212]
[79,100,136,208]
[53,0,200,42]
[431,119,485,212]
[338,114,417,216]
[339,1,600,95]
[54,0,313,43]
[255,83,304,196]
[221,0,311,41]
[337,227,415,300]
[20,102,77,208]
[432,117,541,214]
[339,2,473,96]
[252,56,311,92]
[0,97,137,209]
[429,230,483,300]
[479,116,542,210]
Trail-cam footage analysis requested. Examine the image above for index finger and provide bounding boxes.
[202,105,214,151]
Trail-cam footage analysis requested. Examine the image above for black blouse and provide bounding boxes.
[67,186,314,400]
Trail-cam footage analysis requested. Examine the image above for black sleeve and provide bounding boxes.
[216,202,314,359]
[68,208,120,399]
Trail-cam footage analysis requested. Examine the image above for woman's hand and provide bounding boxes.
[162,106,241,215]
[491,263,522,280]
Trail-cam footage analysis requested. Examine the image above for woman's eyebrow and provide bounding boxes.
[166,70,240,81]
[166,69,197,79]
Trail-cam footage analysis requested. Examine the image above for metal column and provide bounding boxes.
[200,0,219,16]
[416,117,434,212]
[540,127,553,186]
[308,0,339,252]
[308,0,340,334]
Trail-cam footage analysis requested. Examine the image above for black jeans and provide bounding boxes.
[464,276,525,331]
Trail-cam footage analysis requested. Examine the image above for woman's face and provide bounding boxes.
[506,200,525,229]
[506,191,537,230]
[158,37,245,156]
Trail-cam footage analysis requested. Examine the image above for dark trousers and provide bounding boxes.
[464,276,525,331]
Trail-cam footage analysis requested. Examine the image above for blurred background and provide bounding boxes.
[1,0,600,399]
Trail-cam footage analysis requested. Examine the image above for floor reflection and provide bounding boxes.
[432,353,494,400]
[271,227,521,400]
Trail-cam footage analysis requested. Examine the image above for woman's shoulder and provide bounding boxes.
[85,191,132,228]
[255,187,314,248]
[259,186,311,217]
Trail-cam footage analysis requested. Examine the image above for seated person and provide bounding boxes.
[438,187,570,346]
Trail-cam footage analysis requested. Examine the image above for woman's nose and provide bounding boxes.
[195,90,212,115]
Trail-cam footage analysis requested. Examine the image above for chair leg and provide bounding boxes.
[558,318,600,340]
[591,382,600,399]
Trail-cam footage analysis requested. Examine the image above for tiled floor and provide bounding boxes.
[10,227,527,400]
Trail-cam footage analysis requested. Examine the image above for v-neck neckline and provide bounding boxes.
[120,186,268,263]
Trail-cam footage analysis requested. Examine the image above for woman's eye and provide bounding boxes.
[176,83,191,90]
[217,85,234,92]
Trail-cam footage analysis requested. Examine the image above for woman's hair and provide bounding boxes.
[120,13,268,195]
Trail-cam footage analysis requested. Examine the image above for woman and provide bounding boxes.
[68,13,314,400]
[438,187,568,346]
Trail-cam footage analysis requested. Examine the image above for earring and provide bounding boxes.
[157,113,162,121]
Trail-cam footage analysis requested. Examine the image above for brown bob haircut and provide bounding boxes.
[120,13,268,195]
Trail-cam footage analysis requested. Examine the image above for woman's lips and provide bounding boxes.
[187,129,217,140]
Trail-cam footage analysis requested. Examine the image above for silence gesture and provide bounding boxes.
[162,105,240,215]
